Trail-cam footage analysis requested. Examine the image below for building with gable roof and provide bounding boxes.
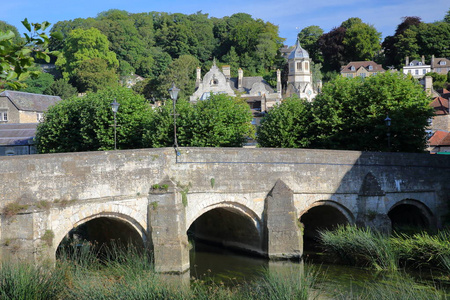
[190,60,282,113]
[0,91,61,124]
[431,56,450,75]
[341,61,386,79]
[402,56,431,79]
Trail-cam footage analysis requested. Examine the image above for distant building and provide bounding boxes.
[284,39,319,101]
[431,56,450,75]
[402,56,431,79]
[190,60,282,113]
[341,61,385,78]
[0,123,37,156]
[0,91,61,124]
[428,130,450,153]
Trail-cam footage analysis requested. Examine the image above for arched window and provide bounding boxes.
[297,62,302,71]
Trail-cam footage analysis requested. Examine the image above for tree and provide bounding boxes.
[343,22,381,61]
[0,19,61,90]
[44,78,78,99]
[144,94,254,147]
[73,57,119,92]
[444,8,450,23]
[55,27,119,88]
[35,87,152,153]
[317,26,347,72]
[311,72,433,152]
[257,97,313,148]
[19,70,54,94]
[257,72,433,152]
[298,25,324,64]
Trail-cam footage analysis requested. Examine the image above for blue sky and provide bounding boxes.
[1,0,449,46]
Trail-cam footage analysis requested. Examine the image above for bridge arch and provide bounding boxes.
[388,199,434,231]
[187,201,263,255]
[299,200,355,248]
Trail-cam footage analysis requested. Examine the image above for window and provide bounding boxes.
[418,62,422,66]
[368,65,373,70]
[423,69,427,75]
[296,62,302,71]
[360,73,366,78]
[305,62,309,71]
[37,112,44,122]
[439,61,447,65]
[347,74,353,78]
[0,111,7,122]
[350,66,355,71]
[415,70,419,75]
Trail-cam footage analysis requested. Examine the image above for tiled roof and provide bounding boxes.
[288,39,309,59]
[430,96,449,115]
[429,130,450,146]
[0,90,61,112]
[431,58,450,68]
[0,123,37,146]
[341,61,385,73]
[229,77,274,93]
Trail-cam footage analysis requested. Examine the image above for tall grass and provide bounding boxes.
[0,261,65,300]
[319,225,398,271]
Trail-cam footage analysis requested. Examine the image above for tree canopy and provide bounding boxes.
[257,72,433,152]
[35,87,152,153]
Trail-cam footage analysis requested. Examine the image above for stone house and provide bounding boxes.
[431,56,450,76]
[0,91,61,124]
[341,61,385,79]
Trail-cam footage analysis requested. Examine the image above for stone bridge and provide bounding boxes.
[1,148,449,273]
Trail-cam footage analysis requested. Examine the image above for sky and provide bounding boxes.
[1,0,449,46]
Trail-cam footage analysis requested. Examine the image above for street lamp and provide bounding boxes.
[111,99,120,150]
[169,83,180,151]
[384,115,391,151]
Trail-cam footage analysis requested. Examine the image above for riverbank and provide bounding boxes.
[1,241,449,299]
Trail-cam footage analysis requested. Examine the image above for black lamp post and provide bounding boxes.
[169,83,180,150]
[111,99,120,150]
[384,115,391,151]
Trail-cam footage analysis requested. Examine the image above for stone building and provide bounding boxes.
[341,61,386,79]
[190,60,282,113]
[0,90,61,124]
[284,39,319,101]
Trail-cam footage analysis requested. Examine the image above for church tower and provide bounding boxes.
[285,38,317,101]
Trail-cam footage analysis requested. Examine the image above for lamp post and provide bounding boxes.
[111,99,120,150]
[384,115,391,151]
[169,83,180,150]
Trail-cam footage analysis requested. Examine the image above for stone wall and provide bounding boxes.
[1,147,450,271]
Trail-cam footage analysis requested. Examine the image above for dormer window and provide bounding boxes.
[350,66,355,71]
[409,62,414,66]
[418,62,422,66]
[440,61,447,65]
[368,65,373,71]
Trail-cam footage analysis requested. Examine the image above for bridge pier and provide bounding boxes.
[263,179,303,260]
[148,179,190,274]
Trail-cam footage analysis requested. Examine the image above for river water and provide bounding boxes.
[189,241,450,297]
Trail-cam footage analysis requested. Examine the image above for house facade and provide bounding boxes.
[431,56,450,75]
[341,61,385,78]
[0,91,61,124]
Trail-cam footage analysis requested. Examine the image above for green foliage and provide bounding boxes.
[144,94,254,148]
[35,87,152,153]
[258,73,433,152]
[319,225,398,271]
[19,71,54,94]
[55,27,119,91]
[425,72,448,90]
[3,202,29,217]
[343,22,381,61]
[0,261,65,300]
[44,79,78,99]
[257,97,313,148]
[0,19,60,90]
[298,25,324,64]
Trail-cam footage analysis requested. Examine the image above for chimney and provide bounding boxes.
[425,76,433,96]
[238,68,243,89]
[406,56,409,66]
[431,55,435,70]
[222,65,231,79]
[421,55,425,64]
[276,69,281,95]
[195,67,201,88]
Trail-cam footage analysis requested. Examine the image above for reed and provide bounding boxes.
[319,225,398,271]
